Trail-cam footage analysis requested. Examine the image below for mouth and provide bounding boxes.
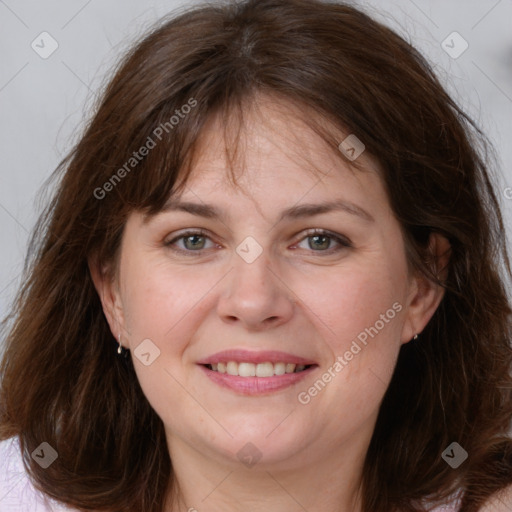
[202,361,314,377]
[197,349,318,395]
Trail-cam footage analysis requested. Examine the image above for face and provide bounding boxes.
[94,96,444,474]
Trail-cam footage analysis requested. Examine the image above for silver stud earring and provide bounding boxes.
[117,334,123,354]
[413,334,418,340]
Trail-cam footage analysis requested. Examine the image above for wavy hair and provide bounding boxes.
[1,1,511,511]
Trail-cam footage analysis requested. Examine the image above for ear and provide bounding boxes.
[400,232,451,344]
[88,253,127,343]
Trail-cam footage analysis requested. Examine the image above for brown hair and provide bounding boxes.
[1,0,511,511]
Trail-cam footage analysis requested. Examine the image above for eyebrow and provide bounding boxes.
[146,198,375,224]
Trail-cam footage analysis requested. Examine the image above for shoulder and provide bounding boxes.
[422,489,462,511]
[429,504,459,511]
[427,486,512,512]
[478,485,512,512]
[0,437,74,512]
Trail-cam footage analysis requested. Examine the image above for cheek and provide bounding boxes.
[297,265,403,348]
[120,258,204,421]
[297,270,403,421]
[120,255,206,342]
[292,253,406,404]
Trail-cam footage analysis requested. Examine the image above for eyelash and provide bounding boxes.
[164,228,352,256]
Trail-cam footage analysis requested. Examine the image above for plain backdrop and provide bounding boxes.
[1,0,511,344]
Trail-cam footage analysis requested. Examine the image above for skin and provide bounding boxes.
[90,96,450,512]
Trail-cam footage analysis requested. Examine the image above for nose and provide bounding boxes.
[216,249,295,332]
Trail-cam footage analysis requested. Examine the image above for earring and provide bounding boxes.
[413,334,418,340]
[117,334,123,354]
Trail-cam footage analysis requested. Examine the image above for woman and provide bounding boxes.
[0,0,511,511]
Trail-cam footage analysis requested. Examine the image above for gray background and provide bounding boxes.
[1,0,511,337]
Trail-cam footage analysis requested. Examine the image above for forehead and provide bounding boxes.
[178,94,382,202]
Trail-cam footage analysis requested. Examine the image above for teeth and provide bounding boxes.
[226,361,238,376]
[238,362,256,377]
[274,362,286,375]
[207,361,310,377]
[256,362,274,377]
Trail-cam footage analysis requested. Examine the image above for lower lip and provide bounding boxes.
[198,364,316,395]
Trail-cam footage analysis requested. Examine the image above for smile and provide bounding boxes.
[205,361,310,376]
[197,349,318,395]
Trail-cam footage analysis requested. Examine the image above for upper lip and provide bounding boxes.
[197,349,317,366]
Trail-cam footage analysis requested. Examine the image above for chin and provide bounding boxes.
[217,420,311,469]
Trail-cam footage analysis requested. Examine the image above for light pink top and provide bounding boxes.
[0,437,459,511]
[0,437,74,511]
